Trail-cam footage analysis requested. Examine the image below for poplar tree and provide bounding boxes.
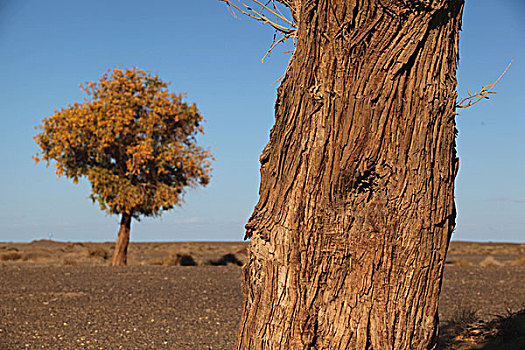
[34,67,213,266]
[225,1,464,348]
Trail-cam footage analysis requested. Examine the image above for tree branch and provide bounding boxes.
[456,60,513,109]
[220,0,297,63]
[221,0,296,35]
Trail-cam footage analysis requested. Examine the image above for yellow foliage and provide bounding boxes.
[34,67,213,217]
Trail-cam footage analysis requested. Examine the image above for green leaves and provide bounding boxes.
[34,67,213,217]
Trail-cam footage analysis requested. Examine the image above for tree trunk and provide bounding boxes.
[236,1,463,349]
[112,213,132,266]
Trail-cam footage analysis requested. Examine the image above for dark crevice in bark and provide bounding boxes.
[308,316,319,349]
[354,168,378,194]
[365,308,373,350]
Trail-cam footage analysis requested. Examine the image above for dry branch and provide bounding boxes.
[456,60,514,109]
[221,0,297,63]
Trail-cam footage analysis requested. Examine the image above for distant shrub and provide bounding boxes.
[480,256,503,267]
[0,251,22,261]
[207,253,243,266]
[445,257,472,267]
[62,257,78,266]
[88,247,108,260]
[162,253,196,266]
[509,256,525,266]
[62,242,87,253]
[22,251,52,262]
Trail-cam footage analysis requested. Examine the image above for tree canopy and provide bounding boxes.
[34,67,213,218]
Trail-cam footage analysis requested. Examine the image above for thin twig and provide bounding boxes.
[456,60,514,109]
[221,0,297,68]
[251,0,295,26]
[225,3,239,19]
[272,0,289,24]
[221,0,296,34]
[272,50,295,85]
[272,66,289,85]
[261,34,291,62]
[241,4,295,33]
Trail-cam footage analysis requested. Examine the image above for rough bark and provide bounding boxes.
[236,0,463,349]
[112,213,132,266]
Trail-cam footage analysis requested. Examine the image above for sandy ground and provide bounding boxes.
[1,240,524,349]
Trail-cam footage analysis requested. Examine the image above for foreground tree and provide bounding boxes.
[229,0,464,348]
[34,68,212,266]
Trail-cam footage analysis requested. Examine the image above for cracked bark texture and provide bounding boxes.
[236,0,464,349]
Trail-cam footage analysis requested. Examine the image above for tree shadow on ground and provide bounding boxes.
[438,309,525,349]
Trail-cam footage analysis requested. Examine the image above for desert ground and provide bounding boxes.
[1,240,524,349]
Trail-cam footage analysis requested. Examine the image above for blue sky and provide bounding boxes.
[0,0,523,243]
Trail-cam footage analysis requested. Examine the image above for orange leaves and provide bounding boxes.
[126,141,155,176]
[34,67,213,218]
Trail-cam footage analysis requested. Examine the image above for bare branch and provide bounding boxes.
[251,0,295,27]
[261,33,291,62]
[242,3,294,34]
[221,0,297,66]
[456,60,514,109]
[222,0,296,35]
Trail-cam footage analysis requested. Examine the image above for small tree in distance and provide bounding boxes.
[34,67,213,266]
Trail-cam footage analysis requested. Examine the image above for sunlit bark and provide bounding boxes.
[236,0,464,348]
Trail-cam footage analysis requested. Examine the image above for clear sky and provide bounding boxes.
[0,0,523,243]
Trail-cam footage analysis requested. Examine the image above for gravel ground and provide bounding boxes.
[439,266,525,322]
[1,265,524,349]
[0,266,242,350]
